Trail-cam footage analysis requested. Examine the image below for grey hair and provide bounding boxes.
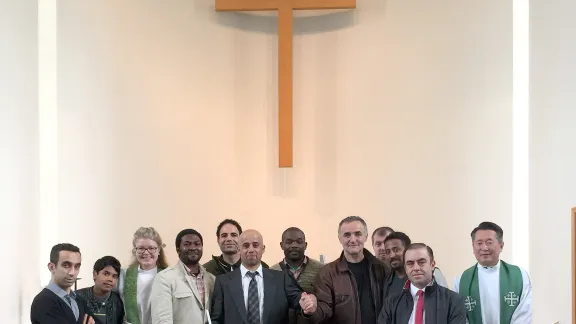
[338,216,368,235]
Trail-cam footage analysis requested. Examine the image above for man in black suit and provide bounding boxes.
[211,229,317,324]
[30,243,95,324]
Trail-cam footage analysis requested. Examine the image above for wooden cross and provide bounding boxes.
[215,0,356,168]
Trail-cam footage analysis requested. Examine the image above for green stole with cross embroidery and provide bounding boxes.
[459,260,523,324]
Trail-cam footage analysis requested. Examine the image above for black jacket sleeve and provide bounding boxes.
[284,271,304,309]
[376,296,392,324]
[210,276,225,324]
[448,293,467,324]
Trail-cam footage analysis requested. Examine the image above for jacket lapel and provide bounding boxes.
[179,261,203,306]
[203,267,214,305]
[230,269,248,323]
[262,269,277,324]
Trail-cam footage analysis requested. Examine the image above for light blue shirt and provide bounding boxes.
[46,281,79,320]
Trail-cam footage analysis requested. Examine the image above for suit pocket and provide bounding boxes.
[174,292,194,299]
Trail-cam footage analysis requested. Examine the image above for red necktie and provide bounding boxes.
[415,289,424,324]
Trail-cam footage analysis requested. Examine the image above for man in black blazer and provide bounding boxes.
[377,243,466,324]
[30,243,95,324]
[211,229,317,324]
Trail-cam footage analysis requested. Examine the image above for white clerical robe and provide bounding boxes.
[453,260,532,324]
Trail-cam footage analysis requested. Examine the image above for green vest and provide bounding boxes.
[458,260,523,324]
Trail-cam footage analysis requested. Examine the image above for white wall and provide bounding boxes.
[56,0,514,293]
[530,0,576,322]
[0,1,39,322]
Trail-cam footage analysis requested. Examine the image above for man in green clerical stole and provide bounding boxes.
[454,222,533,324]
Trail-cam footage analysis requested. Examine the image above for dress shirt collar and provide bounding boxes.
[47,281,77,300]
[241,263,263,278]
[410,280,433,298]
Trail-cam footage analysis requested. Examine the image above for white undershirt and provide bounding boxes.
[408,281,433,324]
[136,266,157,324]
[477,264,499,324]
[453,260,533,324]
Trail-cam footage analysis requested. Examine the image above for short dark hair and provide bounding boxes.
[216,219,242,237]
[338,216,368,234]
[176,229,204,248]
[281,227,305,241]
[384,231,411,248]
[50,243,80,264]
[371,226,394,241]
[471,222,504,243]
[94,256,121,274]
[403,243,434,262]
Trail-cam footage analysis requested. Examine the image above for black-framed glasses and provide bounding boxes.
[135,247,158,254]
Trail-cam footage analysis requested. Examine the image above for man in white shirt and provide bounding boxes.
[377,243,466,324]
[453,222,532,324]
[210,229,317,324]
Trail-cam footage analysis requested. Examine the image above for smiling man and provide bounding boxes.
[271,227,323,324]
[377,244,465,324]
[311,216,392,324]
[454,222,533,324]
[383,232,449,296]
[204,219,269,276]
[151,229,215,324]
[211,229,317,324]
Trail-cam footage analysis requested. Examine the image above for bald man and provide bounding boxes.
[211,230,317,324]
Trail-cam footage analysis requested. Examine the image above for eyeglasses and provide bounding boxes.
[135,247,158,254]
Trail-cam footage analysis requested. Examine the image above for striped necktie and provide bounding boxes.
[246,271,260,324]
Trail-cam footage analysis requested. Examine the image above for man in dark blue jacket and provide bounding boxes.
[378,243,466,324]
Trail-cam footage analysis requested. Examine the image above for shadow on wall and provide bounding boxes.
[214,10,356,35]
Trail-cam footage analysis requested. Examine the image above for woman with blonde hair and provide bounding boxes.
[118,227,169,324]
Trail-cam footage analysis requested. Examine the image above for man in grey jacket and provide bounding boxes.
[378,244,466,324]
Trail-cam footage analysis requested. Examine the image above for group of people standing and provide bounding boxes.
[30,216,532,324]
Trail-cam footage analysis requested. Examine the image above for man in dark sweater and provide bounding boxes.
[383,232,412,295]
[204,219,268,276]
[76,256,125,324]
[311,216,393,324]
[30,243,95,324]
[377,244,466,324]
[271,227,324,324]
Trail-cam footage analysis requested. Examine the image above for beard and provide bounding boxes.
[390,257,403,270]
[180,251,201,264]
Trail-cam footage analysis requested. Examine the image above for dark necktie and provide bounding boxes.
[246,271,260,324]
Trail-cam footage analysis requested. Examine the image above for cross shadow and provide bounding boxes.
[214,10,355,35]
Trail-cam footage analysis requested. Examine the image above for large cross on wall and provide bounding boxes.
[215,0,356,168]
